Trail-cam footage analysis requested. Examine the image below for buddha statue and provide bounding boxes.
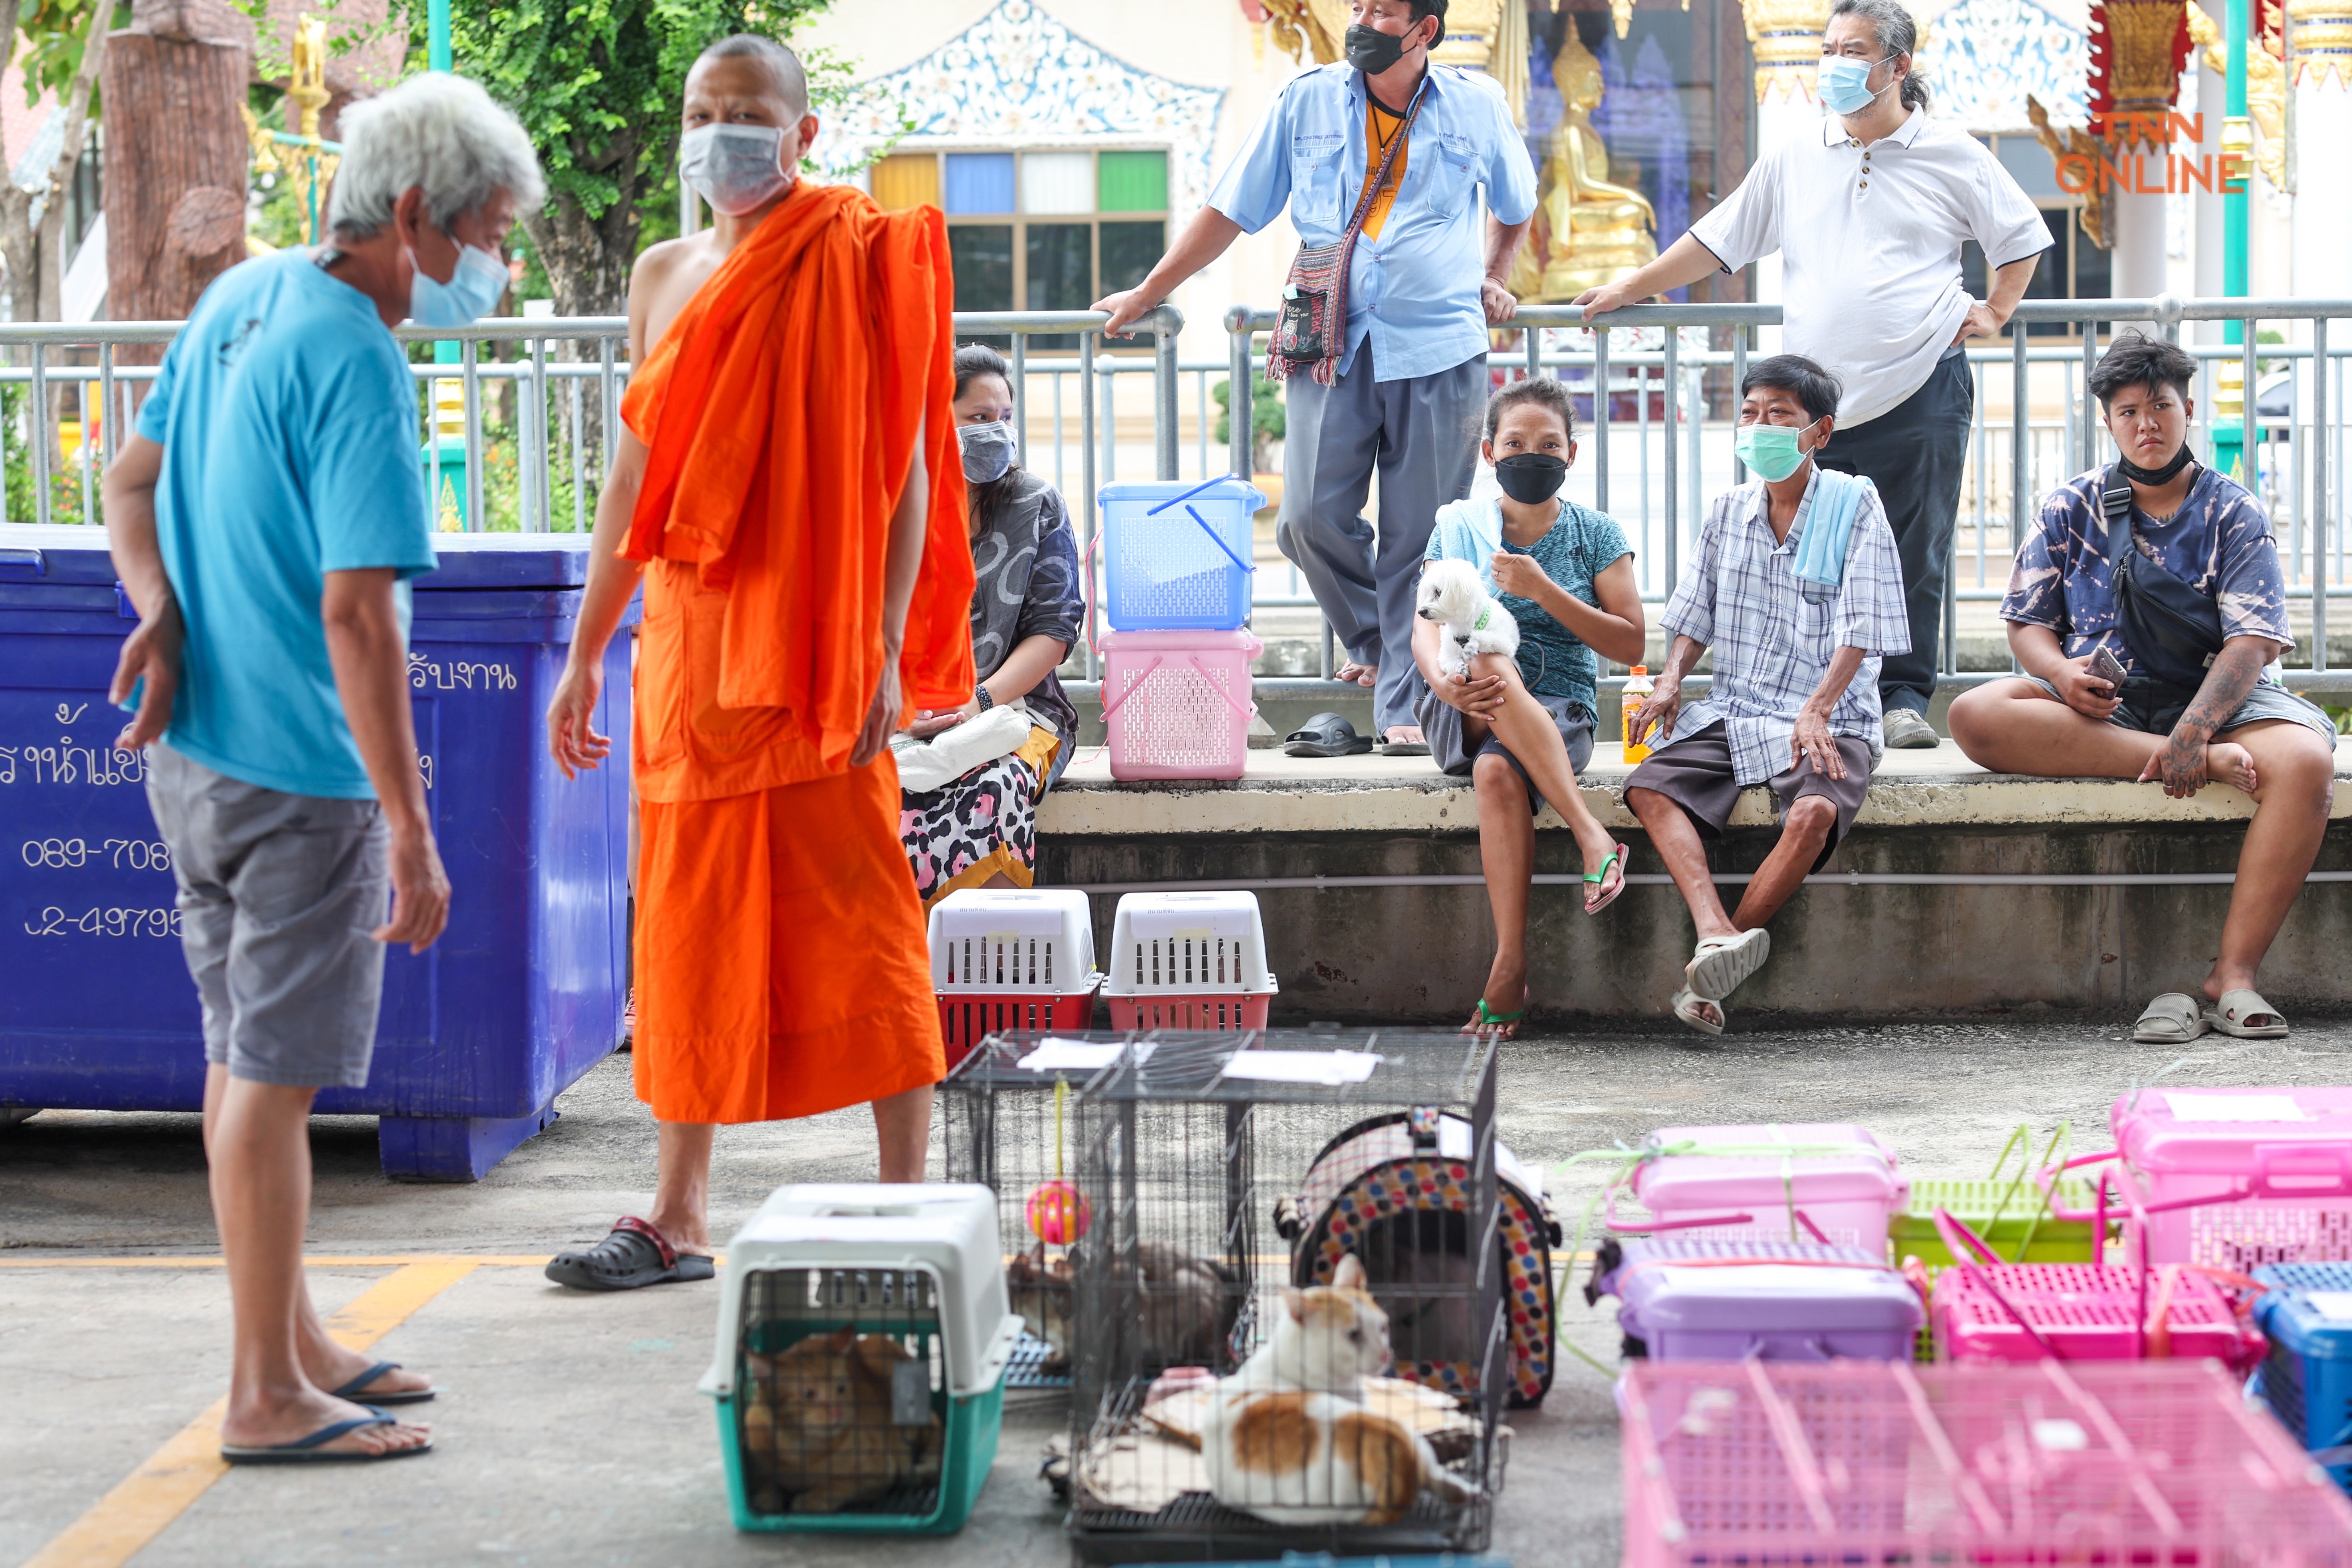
[1531,30,1658,302]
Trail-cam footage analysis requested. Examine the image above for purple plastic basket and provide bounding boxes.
[1597,1237,1923,1362]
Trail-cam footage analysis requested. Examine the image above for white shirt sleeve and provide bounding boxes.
[1688,145,1784,272]
[1969,148,2055,271]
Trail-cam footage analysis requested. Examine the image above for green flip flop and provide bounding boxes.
[1463,998,1525,1039]
[1584,842,1630,914]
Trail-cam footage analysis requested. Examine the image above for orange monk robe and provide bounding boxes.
[618,183,976,1126]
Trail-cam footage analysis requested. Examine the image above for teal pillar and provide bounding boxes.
[2212,0,2251,480]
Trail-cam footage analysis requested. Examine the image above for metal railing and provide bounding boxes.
[8,297,2346,684]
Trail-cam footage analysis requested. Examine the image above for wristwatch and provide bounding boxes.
[974,685,995,712]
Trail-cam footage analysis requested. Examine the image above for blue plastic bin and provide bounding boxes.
[1097,477,1263,631]
[2252,1261,2352,1492]
[0,524,637,1180]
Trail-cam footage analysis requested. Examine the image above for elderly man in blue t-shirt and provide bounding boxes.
[102,74,541,1465]
[1948,333,2337,1045]
[1096,0,1537,752]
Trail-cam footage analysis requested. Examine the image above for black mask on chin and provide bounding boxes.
[2115,444,2195,487]
[1495,453,1570,505]
[1344,21,1419,75]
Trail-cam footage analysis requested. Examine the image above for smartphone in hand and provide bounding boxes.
[2088,644,2128,692]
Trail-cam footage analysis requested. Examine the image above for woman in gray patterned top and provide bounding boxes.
[899,344,1084,907]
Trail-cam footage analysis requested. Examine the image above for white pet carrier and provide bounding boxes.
[928,889,1103,1069]
[703,1184,1022,1533]
[1102,891,1277,1032]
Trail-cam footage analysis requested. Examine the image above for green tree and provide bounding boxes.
[1212,372,1286,475]
[445,0,843,317]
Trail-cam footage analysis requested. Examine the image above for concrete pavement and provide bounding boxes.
[5,1019,2348,1567]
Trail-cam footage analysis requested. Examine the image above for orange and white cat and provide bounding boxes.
[1199,1254,1475,1526]
[741,1327,942,1514]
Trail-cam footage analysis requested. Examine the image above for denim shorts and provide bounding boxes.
[1411,685,1597,817]
[2017,675,2335,742]
[145,745,390,1088]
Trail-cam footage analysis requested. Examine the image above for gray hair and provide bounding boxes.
[327,72,546,241]
[1828,0,1931,111]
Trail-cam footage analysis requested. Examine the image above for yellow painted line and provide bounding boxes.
[18,1260,480,1568]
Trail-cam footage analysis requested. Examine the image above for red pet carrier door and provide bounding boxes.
[1284,1110,1557,1407]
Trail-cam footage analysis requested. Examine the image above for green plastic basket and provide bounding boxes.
[717,1315,1004,1535]
[1888,1125,2112,1362]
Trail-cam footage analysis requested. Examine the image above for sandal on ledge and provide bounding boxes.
[544,1216,715,1292]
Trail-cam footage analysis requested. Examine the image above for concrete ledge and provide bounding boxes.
[1034,741,2352,1022]
[1040,740,2352,837]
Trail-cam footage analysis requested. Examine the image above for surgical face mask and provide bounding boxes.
[1493,452,1569,505]
[1817,53,1891,116]
[1734,417,1823,482]
[1344,21,1418,75]
[679,123,792,216]
[959,419,1016,485]
[409,242,508,328]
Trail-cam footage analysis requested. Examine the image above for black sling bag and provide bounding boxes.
[2102,464,2227,699]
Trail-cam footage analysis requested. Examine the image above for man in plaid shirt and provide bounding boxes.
[1625,356,1911,1032]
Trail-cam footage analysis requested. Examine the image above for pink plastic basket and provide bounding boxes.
[2100,1085,2352,1270]
[1612,1123,1909,1250]
[1096,629,1260,781]
[1618,1358,2352,1567]
[1929,1205,2265,1370]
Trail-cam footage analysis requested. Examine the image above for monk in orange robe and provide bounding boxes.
[539,35,975,1289]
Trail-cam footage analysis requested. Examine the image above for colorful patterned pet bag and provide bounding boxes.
[1275,1108,1560,1407]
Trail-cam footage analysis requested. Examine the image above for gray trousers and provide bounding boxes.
[1276,342,1486,733]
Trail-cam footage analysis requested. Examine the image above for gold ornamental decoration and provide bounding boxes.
[1743,0,1833,103]
[242,13,342,245]
[2026,94,2108,249]
[1258,0,1526,122]
[2190,0,2290,188]
[1261,0,1341,63]
[2289,0,2352,89]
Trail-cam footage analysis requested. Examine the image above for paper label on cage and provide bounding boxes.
[2305,1291,2352,1320]
[891,1358,930,1425]
[2162,1092,2312,1123]
[1016,1038,1148,1073]
[2030,1419,2089,1451]
[1219,1049,1381,1086]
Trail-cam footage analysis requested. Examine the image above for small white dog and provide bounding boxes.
[1415,557,1520,681]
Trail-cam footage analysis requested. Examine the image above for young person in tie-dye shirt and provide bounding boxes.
[1949,333,2336,1044]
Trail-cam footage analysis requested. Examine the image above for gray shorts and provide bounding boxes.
[1625,721,1873,875]
[2017,674,2336,741]
[1411,685,1596,816]
[144,745,390,1089]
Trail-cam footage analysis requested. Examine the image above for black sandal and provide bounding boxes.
[1282,711,1372,758]
[543,1216,715,1291]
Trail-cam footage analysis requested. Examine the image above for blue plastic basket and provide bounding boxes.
[1097,476,1263,632]
[2252,1261,2352,1493]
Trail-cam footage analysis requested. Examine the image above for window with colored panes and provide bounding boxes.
[867,148,1169,349]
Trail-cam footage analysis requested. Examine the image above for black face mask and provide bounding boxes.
[1495,453,1569,505]
[1345,21,1418,75]
[2115,443,2195,487]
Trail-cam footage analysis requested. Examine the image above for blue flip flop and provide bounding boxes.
[221,1406,433,1465]
[326,1359,437,1405]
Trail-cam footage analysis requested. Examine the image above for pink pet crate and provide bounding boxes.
[1618,1358,2352,1567]
[1095,628,1260,781]
[2074,1085,2352,1272]
[1607,1123,1909,1251]
[1928,1208,2265,1370]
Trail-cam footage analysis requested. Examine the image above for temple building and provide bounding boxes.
[804,0,2343,357]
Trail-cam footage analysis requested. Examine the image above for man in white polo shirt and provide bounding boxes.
[1577,0,2048,748]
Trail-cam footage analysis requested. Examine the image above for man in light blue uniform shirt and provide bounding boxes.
[103,73,540,1467]
[1098,0,1537,750]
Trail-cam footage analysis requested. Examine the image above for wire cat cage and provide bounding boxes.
[939,1030,1139,1391]
[1060,1030,1507,1563]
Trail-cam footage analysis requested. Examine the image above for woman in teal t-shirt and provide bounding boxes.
[1411,377,1645,1038]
